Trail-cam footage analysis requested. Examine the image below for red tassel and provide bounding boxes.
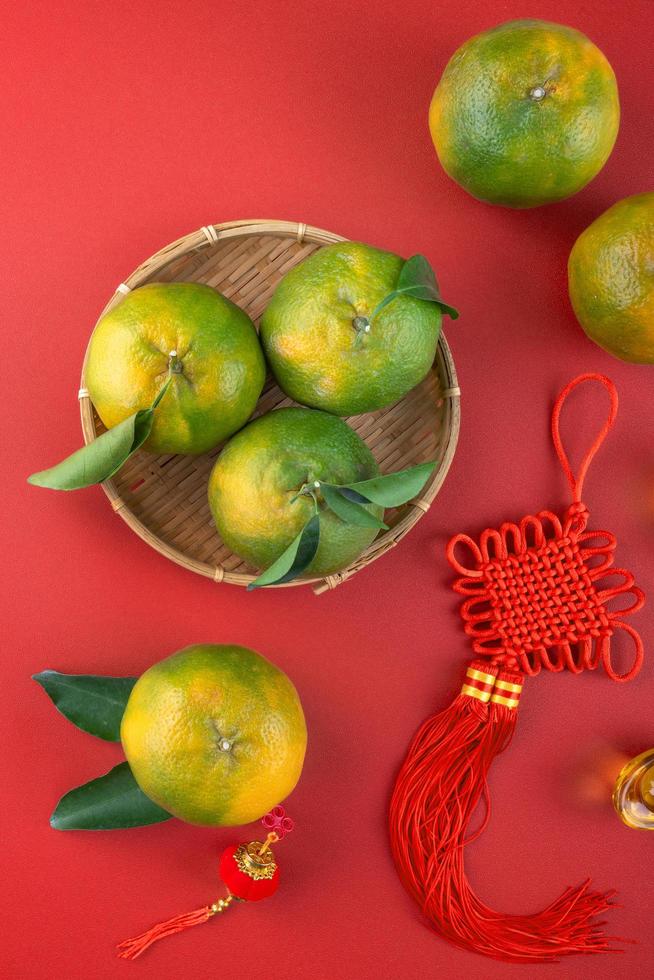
[389,664,619,963]
[390,660,499,910]
[117,899,231,960]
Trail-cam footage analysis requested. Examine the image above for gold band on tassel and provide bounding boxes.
[489,692,520,708]
[466,667,497,686]
[493,678,523,694]
[461,682,492,703]
[460,666,523,709]
[490,676,523,709]
[460,664,497,703]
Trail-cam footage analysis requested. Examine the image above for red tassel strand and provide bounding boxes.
[389,374,644,962]
[117,902,225,960]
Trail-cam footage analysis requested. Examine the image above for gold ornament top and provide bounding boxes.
[233,841,278,880]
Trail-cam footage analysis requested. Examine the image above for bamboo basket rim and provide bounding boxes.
[79,219,461,594]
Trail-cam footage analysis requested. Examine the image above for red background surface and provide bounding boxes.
[2,2,653,978]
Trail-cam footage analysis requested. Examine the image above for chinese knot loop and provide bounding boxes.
[551,372,619,504]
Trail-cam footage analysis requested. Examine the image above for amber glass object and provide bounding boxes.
[613,749,654,829]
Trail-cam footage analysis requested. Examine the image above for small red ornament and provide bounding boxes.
[219,841,280,902]
[117,807,293,960]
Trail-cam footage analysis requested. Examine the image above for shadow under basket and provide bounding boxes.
[79,220,461,594]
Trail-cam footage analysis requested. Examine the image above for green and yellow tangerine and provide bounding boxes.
[429,19,620,208]
[208,408,384,576]
[261,242,442,416]
[86,282,266,455]
[568,192,654,363]
[121,644,307,827]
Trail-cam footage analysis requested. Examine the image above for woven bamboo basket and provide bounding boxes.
[79,220,460,594]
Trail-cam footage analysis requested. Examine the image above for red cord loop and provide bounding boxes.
[551,373,618,504]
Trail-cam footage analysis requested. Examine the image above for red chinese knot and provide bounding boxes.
[389,374,646,963]
[447,374,644,682]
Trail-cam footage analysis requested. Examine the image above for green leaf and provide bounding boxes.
[340,460,437,507]
[248,514,321,589]
[50,762,172,831]
[321,484,388,529]
[27,377,172,491]
[337,487,371,504]
[27,408,154,490]
[33,670,137,741]
[396,254,459,319]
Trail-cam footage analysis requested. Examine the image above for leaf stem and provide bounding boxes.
[151,376,173,411]
[369,290,399,323]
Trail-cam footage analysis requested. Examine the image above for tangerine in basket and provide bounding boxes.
[429,19,620,208]
[568,193,654,363]
[121,644,307,826]
[260,242,443,415]
[208,407,384,576]
[86,282,265,454]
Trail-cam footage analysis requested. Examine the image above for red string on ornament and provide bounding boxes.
[389,374,645,962]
